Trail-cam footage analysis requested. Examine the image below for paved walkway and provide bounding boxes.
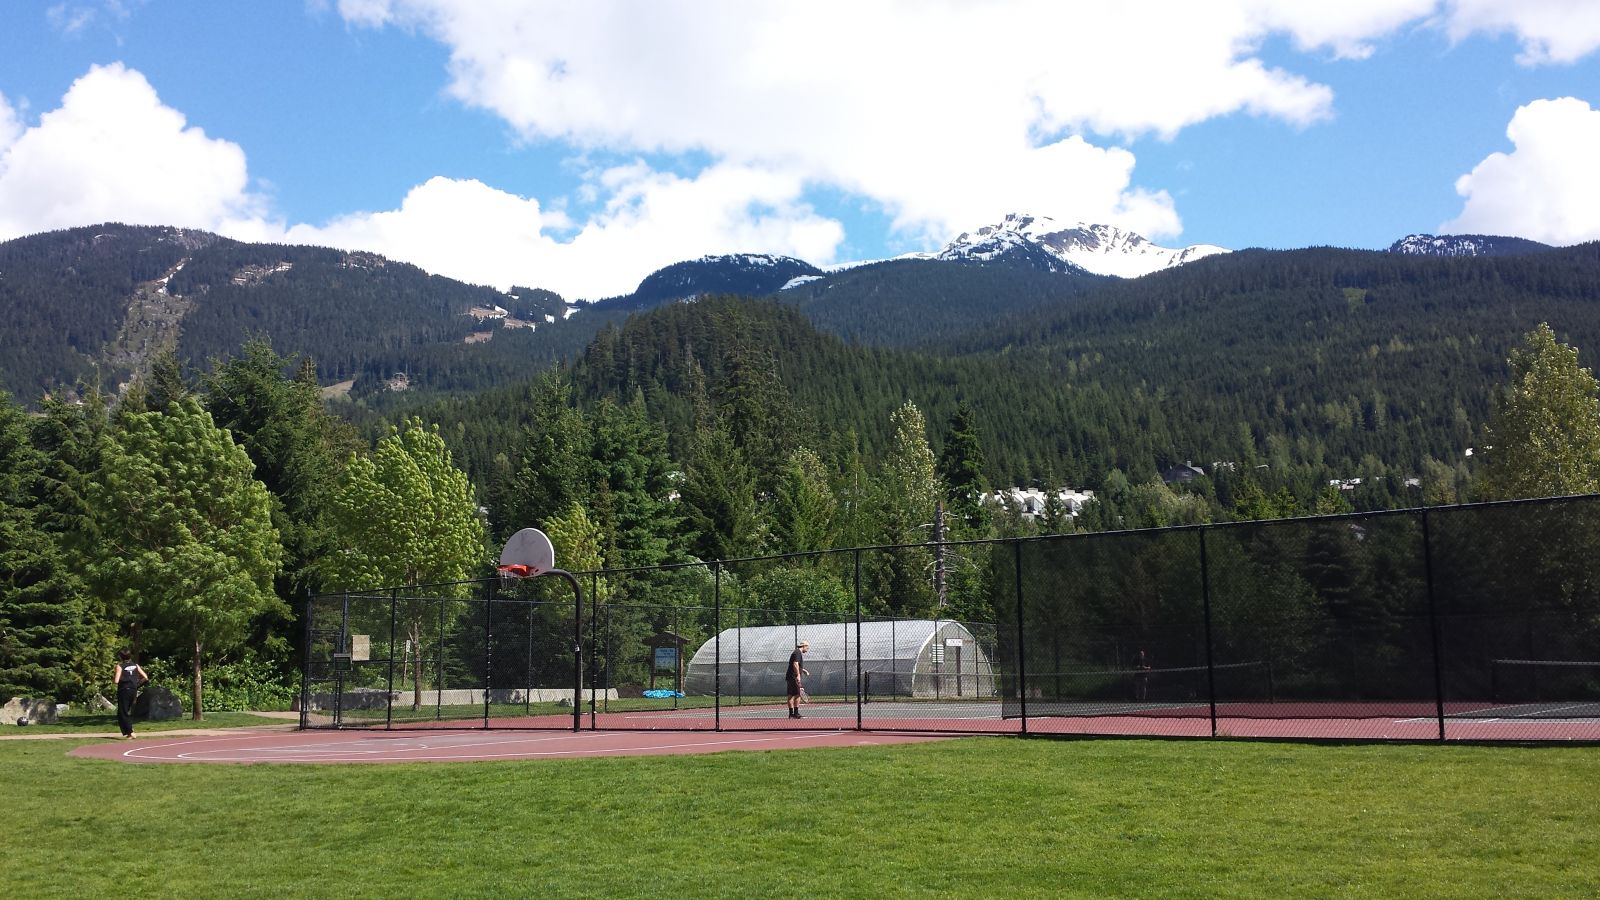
[0,712,299,742]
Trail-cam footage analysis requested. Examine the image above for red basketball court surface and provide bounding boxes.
[69,726,956,764]
[67,695,1600,765]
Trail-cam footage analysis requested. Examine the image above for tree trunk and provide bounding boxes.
[191,639,204,721]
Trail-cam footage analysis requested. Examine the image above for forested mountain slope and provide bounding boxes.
[937,244,1600,471]
[0,224,606,404]
[777,258,1105,346]
[410,244,1600,507]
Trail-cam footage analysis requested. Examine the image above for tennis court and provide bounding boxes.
[304,495,1600,744]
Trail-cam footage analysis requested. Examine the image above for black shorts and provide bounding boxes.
[786,679,801,697]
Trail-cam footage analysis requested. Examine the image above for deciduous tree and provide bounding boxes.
[322,417,486,708]
[1478,323,1600,500]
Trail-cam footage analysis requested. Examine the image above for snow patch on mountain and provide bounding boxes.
[781,274,824,290]
[938,214,1229,278]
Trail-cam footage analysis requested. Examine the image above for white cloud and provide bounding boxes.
[10,4,1600,300]
[332,1,1600,247]
[1444,97,1600,245]
[46,1,138,37]
[0,92,22,150]
[279,165,844,298]
[0,63,267,241]
[1443,0,1600,65]
[335,0,1361,244]
[1246,0,1437,59]
[0,61,839,298]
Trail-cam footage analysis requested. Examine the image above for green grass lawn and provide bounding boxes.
[2,736,1595,898]
[9,710,289,735]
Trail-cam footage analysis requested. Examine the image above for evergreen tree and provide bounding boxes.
[1039,488,1074,535]
[938,403,991,535]
[1478,323,1600,500]
[88,398,284,719]
[29,388,117,687]
[679,421,765,561]
[771,447,840,556]
[203,339,354,609]
[498,372,591,537]
[830,431,879,551]
[878,401,941,613]
[0,392,85,704]
[714,335,793,488]
[587,398,686,568]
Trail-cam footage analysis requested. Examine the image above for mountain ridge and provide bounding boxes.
[937,214,1230,278]
[1387,233,1557,258]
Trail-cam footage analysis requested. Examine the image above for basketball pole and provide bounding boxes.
[531,568,585,732]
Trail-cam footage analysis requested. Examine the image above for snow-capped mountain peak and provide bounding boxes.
[938,213,1229,278]
[1387,234,1555,258]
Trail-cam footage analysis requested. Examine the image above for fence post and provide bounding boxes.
[525,594,534,716]
[482,579,493,728]
[1199,526,1218,738]
[1422,508,1447,741]
[1014,540,1028,734]
[336,593,350,727]
[604,601,613,716]
[386,588,398,730]
[590,573,600,729]
[572,573,582,733]
[299,592,312,730]
[435,595,444,721]
[855,549,863,731]
[714,561,722,732]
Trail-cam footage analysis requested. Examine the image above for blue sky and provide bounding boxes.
[1,2,1598,299]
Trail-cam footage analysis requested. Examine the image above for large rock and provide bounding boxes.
[1,697,60,725]
[133,685,184,721]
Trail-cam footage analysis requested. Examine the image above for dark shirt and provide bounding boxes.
[118,663,144,695]
[787,649,804,682]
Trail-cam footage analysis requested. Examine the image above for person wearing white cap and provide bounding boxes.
[786,641,810,718]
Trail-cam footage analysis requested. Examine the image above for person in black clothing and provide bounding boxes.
[113,649,150,739]
[1133,649,1152,702]
[786,641,810,719]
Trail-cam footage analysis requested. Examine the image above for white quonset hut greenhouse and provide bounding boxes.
[682,620,998,700]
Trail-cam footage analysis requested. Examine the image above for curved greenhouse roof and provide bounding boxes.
[683,619,997,699]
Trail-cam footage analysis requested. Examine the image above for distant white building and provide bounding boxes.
[981,487,1095,520]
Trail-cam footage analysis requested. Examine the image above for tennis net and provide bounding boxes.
[1011,660,1271,718]
[1489,658,1600,705]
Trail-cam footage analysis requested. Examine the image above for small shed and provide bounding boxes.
[682,620,997,699]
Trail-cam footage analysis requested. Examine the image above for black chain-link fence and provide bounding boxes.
[305,495,1600,742]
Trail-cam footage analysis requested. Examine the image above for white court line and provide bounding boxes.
[150,731,871,763]
[126,729,615,760]
[1401,702,1600,724]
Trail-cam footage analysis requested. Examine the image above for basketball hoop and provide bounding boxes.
[498,527,556,578]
